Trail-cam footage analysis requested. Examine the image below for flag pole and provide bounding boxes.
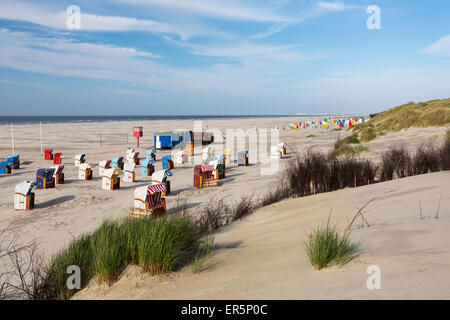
[40,121,43,155]
[11,122,15,154]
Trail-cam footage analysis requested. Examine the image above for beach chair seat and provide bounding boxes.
[14,181,36,210]
[123,162,136,183]
[102,168,120,190]
[7,155,20,169]
[238,150,249,166]
[51,165,65,184]
[74,154,86,167]
[129,184,166,218]
[0,161,12,175]
[36,168,56,189]
[78,163,93,180]
[98,160,111,176]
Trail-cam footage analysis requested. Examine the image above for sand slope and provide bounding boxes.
[75,171,450,300]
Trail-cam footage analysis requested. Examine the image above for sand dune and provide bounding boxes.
[75,171,450,299]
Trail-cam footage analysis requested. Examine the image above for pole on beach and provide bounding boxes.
[11,122,15,154]
[40,121,43,155]
[100,133,102,146]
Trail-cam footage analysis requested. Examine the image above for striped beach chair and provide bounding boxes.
[193,165,217,188]
[151,169,172,195]
[129,184,166,217]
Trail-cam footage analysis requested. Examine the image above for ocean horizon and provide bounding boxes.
[0,114,346,125]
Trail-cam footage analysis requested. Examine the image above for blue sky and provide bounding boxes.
[0,0,449,115]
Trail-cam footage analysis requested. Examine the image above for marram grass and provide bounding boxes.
[305,219,358,270]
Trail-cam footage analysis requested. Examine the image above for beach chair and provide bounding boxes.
[35,168,56,189]
[126,148,140,164]
[74,154,86,167]
[0,161,12,175]
[146,149,156,161]
[151,169,172,195]
[129,184,166,218]
[53,153,62,165]
[102,168,120,190]
[98,160,111,176]
[193,165,217,188]
[175,150,188,164]
[139,159,155,177]
[205,155,226,180]
[44,149,53,160]
[7,155,20,169]
[238,150,249,166]
[78,163,93,180]
[123,162,136,183]
[111,157,124,170]
[14,181,36,210]
[162,155,174,170]
[51,165,65,184]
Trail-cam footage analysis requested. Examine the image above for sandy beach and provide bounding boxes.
[1,117,449,299]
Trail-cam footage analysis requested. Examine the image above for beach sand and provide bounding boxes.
[0,117,449,299]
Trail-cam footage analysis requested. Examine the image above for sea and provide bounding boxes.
[0,115,328,125]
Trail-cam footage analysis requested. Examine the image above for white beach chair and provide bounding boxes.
[123,162,136,183]
[102,168,120,190]
[14,181,36,210]
[78,163,92,180]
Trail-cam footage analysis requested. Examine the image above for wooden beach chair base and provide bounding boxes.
[128,207,166,218]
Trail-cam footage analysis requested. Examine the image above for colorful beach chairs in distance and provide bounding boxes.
[78,163,93,180]
[7,155,20,169]
[111,156,124,170]
[194,165,217,188]
[151,169,172,195]
[129,184,167,218]
[162,155,174,170]
[35,168,55,189]
[0,161,12,175]
[123,162,136,183]
[139,159,155,177]
[51,165,65,184]
[98,160,111,176]
[102,168,120,190]
[14,181,36,210]
[74,154,86,167]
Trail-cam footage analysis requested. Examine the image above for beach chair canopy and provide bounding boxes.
[36,168,55,181]
[162,155,172,162]
[201,165,215,172]
[146,149,156,156]
[103,168,118,178]
[99,160,111,168]
[15,181,36,195]
[152,169,172,183]
[75,154,85,161]
[51,165,64,175]
[112,157,123,163]
[7,155,20,164]
[124,162,136,172]
[202,146,211,153]
[238,150,248,158]
[140,159,154,168]
[126,148,135,154]
[135,184,166,208]
[45,149,53,153]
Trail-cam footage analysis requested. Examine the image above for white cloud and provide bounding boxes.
[317,1,355,12]
[422,35,450,56]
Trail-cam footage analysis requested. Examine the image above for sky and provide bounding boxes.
[0,0,449,115]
